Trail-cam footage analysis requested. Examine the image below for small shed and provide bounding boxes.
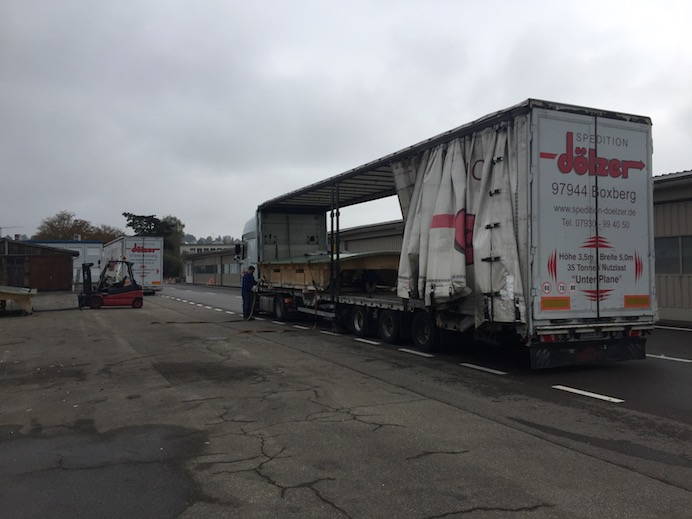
[0,239,78,291]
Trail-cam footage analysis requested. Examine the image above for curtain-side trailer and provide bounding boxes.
[241,99,655,368]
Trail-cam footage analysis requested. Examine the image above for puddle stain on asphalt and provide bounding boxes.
[0,419,222,518]
[0,362,86,386]
[153,362,266,386]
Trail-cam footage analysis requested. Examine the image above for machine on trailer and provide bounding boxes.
[78,260,144,309]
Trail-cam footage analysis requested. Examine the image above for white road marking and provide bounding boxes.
[196,304,203,307]
[181,299,188,303]
[655,325,692,332]
[272,321,286,325]
[320,331,340,336]
[646,353,692,363]
[188,302,195,305]
[225,311,235,315]
[293,325,310,330]
[175,298,181,301]
[552,385,624,403]
[214,308,223,312]
[354,338,380,345]
[204,306,212,309]
[398,348,435,358]
[459,362,506,375]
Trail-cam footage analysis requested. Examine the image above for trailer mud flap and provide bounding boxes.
[529,337,646,369]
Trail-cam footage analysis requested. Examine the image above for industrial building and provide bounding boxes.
[337,220,404,253]
[0,239,78,291]
[183,250,243,287]
[653,170,692,323]
[25,240,103,284]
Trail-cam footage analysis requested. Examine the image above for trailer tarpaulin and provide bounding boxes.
[395,125,526,324]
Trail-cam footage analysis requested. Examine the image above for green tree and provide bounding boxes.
[33,211,123,242]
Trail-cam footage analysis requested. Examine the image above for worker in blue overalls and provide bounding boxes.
[241,265,257,320]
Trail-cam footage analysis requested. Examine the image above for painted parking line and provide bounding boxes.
[646,353,692,363]
[214,308,223,312]
[204,306,212,309]
[293,325,310,330]
[196,304,203,307]
[225,311,235,315]
[272,321,286,325]
[399,348,435,359]
[354,338,380,346]
[189,302,196,305]
[459,362,507,375]
[552,385,624,403]
[655,325,692,332]
[320,330,341,336]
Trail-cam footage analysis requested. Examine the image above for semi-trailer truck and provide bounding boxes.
[103,236,164,294]
[240,99,656,368]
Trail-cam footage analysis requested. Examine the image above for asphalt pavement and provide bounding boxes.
[0,283,689,518]
[165,284,692,426]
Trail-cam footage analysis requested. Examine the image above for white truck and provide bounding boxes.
[103,236,164,294]
[241,99,655,368]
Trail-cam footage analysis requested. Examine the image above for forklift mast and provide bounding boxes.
[81,263,94,296]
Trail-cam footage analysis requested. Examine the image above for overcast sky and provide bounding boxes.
[2,1,691,239]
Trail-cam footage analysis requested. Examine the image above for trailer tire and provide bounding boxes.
[350,306,373,337]
[90,296,103,310]
[132,297,143,309]
[377,310,401,344]
[274,297,288,321]
[411,311,439,352]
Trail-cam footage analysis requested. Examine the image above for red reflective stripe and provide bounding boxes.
[540,152,557,159]
[430,214,455,228]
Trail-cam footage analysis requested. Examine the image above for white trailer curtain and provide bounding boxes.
[394,125,526,324]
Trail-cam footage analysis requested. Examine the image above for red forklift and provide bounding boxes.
[78,260,144,309]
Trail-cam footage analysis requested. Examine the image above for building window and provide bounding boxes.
[655,237,680,274]
[654,236,692,274]
[683,237,692,274]
[193,264,218,274]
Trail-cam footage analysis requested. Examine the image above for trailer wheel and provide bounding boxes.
[411,311,439,352]
[274,297,288,321]
[90,296,103,310]
[350,306,373,337]
[132,298,143,309]
[377,310,401,344]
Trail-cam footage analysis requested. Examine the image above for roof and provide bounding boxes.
[24,240,103,244]
[258,99,652,213]
[1,239,79,256]
[653,170,692,184]
[338,219,404,233]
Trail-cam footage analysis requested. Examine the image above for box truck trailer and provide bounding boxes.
[240,99,656,368]
[103,236,164,294]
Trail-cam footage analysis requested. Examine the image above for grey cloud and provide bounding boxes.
[2,1,692,237]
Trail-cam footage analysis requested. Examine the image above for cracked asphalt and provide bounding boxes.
[0,290,690,518]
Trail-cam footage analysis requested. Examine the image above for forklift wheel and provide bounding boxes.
[132,298,143,309]
[90,296,103,310]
